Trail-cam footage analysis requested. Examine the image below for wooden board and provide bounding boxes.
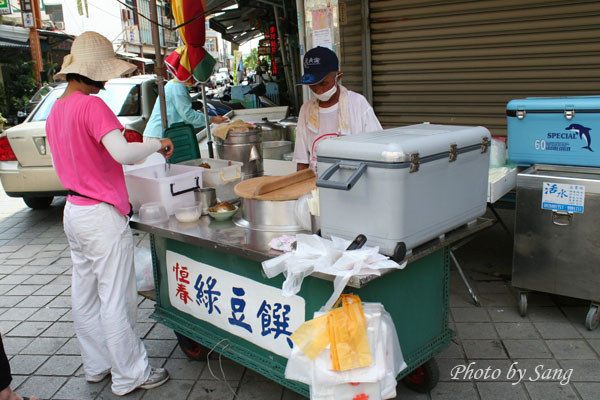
[254,169,315,196]
[235,175,317,200]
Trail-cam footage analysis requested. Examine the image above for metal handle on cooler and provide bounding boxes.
[552,210,573,226]
[170,177,201,197]
[316,161,367,191]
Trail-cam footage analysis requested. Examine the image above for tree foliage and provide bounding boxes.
[244,47,259,71]
[0,60,39,124]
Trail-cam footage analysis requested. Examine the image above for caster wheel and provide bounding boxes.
[393,242,407,262]
[174,332,210,361]
[518,292,528,317]
[585,306,599,331]
[402,358,440,393]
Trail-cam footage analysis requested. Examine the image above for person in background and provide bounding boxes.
[143,78,227,140]
[1,334,39,400]
[237,56,245,85]
[293,46,382,173]
[45,31,174,397]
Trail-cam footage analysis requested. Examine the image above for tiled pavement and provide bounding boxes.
[0,190,599,399]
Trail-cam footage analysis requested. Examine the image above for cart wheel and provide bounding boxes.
[518,292,528,317]
[402,358,440,393]
[393,242,407,262]
[585,306,599,331]
[174,332,210,361]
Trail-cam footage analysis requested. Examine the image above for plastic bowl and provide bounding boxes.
[208,205,238,221]
[174,203,201,223]
[139,202,168,224]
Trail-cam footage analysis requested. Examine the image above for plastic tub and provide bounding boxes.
[178,158,242,202]
[139,202,169,224]
[125,164,203,215]
[174,203,201,223]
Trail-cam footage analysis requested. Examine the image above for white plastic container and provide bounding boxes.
[179,158,242,202]
[124,164,203,216]
[316,123,491,260]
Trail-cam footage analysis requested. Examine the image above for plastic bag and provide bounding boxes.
[328,295,372,371]
[134,246,154,291]
[286,302,407,400]
[489,138,507,167]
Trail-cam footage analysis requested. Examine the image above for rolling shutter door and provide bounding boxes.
[369,0,600,135]
[339,1,367,95]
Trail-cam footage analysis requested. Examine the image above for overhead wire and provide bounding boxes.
[112,0,235,31]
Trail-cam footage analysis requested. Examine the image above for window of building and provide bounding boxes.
[206,37,217,52]
[45,4,64,23]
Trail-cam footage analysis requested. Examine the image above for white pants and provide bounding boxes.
[64,202,151,396]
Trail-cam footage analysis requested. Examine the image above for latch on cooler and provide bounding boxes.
[481,137,490,153]
[410,153,420,173]
[564,105,575,120]
[449,144,458,162]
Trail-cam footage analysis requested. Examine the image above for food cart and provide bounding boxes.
[131,203,493,396]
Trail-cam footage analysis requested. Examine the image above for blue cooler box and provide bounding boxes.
[507,96,600,167]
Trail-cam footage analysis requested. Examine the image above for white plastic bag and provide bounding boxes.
[134,246,154,291]
[489,138,507,167]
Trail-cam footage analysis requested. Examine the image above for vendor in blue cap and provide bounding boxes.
[293,46,382,172]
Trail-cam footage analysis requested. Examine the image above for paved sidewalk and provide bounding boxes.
[0,190,598,399]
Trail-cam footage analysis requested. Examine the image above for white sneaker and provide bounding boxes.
[138,367,169,390]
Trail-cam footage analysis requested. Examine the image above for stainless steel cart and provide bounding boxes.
[512,164,600,330]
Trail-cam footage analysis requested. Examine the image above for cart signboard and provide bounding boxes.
[541,182,585,213]
[0,0,11,15]
[166,251,306,357]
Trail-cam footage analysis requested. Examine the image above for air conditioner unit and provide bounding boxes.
[55,21,65,30]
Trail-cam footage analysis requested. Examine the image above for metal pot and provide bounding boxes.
[215,126,263,179]
[254,117,285,142]
[279,116,297,142]
[263,141,294,160]
[233,198,303,232]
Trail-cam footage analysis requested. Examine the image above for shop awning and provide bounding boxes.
[0,39,29,49]
[208,1,279,44]
[117,51,155,65]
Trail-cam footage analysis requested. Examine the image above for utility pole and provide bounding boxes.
[21,0,44,84]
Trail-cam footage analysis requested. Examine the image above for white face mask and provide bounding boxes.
[311,74,340,102]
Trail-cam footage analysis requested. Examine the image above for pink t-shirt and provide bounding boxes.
[46,91,131,215]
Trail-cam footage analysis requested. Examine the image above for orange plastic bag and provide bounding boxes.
[328,294,372,371]
[291,294,372,371]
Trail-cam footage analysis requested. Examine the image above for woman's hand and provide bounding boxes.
[158,138,174,159]
[210,115,229,124]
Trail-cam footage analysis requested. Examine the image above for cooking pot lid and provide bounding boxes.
[254,117,284,131]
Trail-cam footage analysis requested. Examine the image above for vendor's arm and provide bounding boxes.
[361,99,382,133]
[101,130,174,164]
[171,83,207,127]
[293,106,310,171]
[171,84,229,126]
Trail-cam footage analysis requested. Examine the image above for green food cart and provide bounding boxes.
[131,215,491,396]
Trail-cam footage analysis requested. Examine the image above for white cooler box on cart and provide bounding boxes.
[316,123,491,261]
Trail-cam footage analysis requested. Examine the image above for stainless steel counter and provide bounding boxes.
[130,212,296,263]
[131,211,494,289]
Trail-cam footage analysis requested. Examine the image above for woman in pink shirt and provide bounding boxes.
[46,32,173,397]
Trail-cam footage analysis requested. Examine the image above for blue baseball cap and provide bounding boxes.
[299,46,339,85]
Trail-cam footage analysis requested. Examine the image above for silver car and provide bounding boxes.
[0,75,158,209]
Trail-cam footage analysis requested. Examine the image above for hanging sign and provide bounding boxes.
[0,0,12,15]
[269,25,278,74]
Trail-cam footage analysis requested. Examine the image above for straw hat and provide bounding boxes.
[54,31,136,82]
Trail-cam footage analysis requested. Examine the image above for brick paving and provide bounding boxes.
[0,188,598,399]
